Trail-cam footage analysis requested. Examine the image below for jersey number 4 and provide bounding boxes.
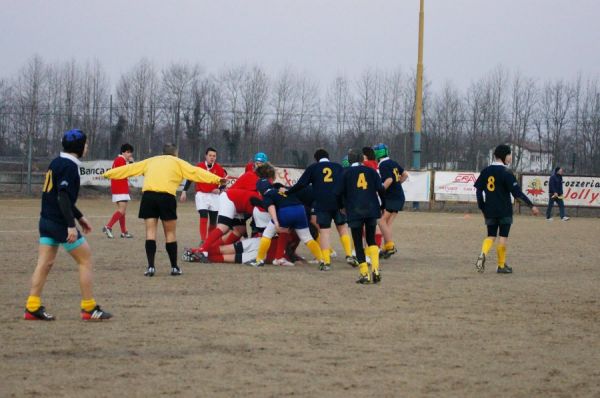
[43,170,53,193]
[357,173,368,190]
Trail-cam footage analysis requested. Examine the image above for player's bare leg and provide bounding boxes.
[69,241,112,320]
[318,227,332,269]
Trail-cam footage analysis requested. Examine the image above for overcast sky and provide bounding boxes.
[1,0,599,90]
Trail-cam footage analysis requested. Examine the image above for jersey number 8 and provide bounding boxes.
[487,176,495,192]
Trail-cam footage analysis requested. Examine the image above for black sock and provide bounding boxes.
[145,240,156,268]
[166,241,178,268]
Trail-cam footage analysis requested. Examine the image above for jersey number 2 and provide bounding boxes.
[357,173,368,190]
[487,176,495,192]
[322,167,333,182]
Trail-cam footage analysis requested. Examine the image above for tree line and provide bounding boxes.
[1,55,599,174]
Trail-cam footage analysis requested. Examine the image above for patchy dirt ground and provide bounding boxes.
[1,198,599,397]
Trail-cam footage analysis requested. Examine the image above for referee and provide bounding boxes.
[104,143,224,277]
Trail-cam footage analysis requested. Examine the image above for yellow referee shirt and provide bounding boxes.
[103,155,222,196]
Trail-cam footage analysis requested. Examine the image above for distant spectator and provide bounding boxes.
[546,167,569,221]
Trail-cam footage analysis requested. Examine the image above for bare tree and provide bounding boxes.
[508,71,537,170]
[14,55,48,156]
[579,79,600,174]
[537,79,575,169]
[161,63,200,147]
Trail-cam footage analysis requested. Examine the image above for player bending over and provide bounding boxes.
[286,148,357,270]
[245,179,324,268]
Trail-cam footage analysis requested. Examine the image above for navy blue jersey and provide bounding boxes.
[262,188,303,210]
[337,165,383,222]
[474,164,532,218]
[287,160,343,211]
[293,185,315,209]
[378,158,405,201]
[40,154,81,225]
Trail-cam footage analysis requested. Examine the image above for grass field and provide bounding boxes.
[1,198,599,397]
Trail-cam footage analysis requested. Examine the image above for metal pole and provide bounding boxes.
[27,131,33,195]
[108,94,113,157]
[413,0,425,209]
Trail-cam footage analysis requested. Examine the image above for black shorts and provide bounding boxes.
[347,217,378,229]
[485,217,512,238]
[485,216,513,226]
[39,217,82,243]
[139,191,177,220]
[315,210,346,228]
[384,198,405,213]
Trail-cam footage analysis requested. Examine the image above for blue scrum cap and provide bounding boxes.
[254,152,268,163]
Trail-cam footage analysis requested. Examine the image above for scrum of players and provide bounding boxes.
[178,144,408,285]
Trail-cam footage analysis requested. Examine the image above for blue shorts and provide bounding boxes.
[39,217,85,252]
[278,205,309,230]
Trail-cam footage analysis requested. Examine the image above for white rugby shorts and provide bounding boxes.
[195,191,220,211]
[112,194,131,203]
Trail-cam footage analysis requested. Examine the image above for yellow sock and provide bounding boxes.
[368,245,380,273]
[26,295,41,312]
[322,248,331,264]
[257,237,272,262]
[306,240,323,262]
[359,262,370,278]
[340,234,352,257]
[384,241,395,251]
[81,298,97,312]
[481,237,494,255]
[497,244,506,267]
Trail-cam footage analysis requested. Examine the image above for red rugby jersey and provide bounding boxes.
[230,170,259,192]
[110,155,129,194]
[225,188,260,215]
[195,161,227,193]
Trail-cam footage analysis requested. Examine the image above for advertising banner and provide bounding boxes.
[522,175,600,207]
[403,171,431,202]
[79,161,305,191]
[433,171,480,202]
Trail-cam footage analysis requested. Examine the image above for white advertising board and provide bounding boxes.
[403,171,431,202]
[522,175,600,207]
[433,171,480,202]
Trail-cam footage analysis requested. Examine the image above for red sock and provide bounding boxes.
[375,233,383,247]
[198,228,224,252]
[208,254,224,262]
[208,223,216,234]
[275,232,289,259]
[199,217,208,241]
[118,213,127,233]
[106,211,122,228]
